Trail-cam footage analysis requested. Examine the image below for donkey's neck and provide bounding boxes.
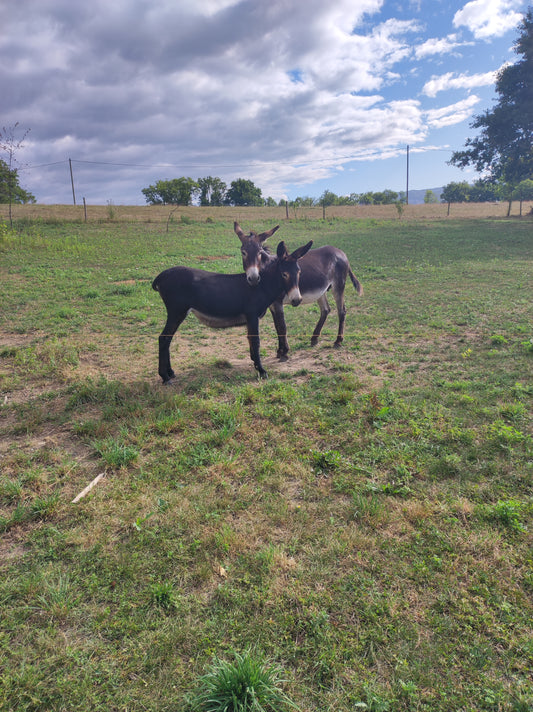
[259,259,285,301]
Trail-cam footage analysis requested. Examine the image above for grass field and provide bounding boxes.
[1,199,532,225]
[1,208,532,711]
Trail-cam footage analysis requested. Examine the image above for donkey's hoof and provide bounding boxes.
[333,341,343,349]
[162,378,175,386]
[310,337,319,347]
[277,353,289,362]
[258,370,268,380]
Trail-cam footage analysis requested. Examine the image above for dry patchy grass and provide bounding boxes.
[2,200,532,225]
[0,214,532,712]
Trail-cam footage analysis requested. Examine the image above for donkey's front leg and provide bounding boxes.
[269,301,289,361]
[247,316,267,378]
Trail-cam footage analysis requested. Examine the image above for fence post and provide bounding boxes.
[69,158,76,205]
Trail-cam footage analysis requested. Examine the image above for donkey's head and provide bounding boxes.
[234,221,279,286]
[275,240,313,306]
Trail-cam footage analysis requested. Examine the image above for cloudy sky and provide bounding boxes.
[1,0,528,204]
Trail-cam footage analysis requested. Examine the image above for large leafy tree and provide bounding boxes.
[197,176,226,206]
[0,159,35,204]
[450,8,533,184]
[224,178,263,206]
[142,177,198,205]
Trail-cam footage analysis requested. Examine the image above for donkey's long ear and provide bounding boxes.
[276,241,289,260]
[290,240,313,261]
[234,221,247,243]
[257,225,280,243]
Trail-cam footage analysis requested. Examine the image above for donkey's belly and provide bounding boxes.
[190,309,247,329]
[282,287,327,305]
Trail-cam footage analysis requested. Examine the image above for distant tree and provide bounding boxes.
[335,195,353,205]
[513,178,533,215]
[142,177,198,205]
[319,190,338,205]
[449,9,533,186]
[370,191,385,205]
[224,179,263,206]
[319,189,338,219]
[424,190,438,204]
[368,190,397,205]
[264,196,277,207]
[497,182,516,216]
[382,189,399,204]
[198,176,226,206]
[441,181,470,215]
[0,123,34,226]
[357,192,375,205]
[292,196,315,207]
[469,179,499,203]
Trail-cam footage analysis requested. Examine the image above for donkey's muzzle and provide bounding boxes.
[246,270,260,286]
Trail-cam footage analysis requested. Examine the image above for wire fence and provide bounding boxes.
[1,201,531,224]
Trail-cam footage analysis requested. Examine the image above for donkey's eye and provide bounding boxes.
[241,249,247,256]
[282,272,290,280]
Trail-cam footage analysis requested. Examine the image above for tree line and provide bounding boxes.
[441,179,533,215]
[140,177,415,208]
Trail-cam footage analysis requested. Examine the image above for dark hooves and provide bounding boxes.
[277,354,289,362]
[333,342,343,349]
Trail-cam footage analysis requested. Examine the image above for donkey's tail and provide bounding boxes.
[348,268,363,296]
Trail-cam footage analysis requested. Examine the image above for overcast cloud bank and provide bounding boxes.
[1,0,527,203]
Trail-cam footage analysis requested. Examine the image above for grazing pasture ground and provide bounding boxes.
[0,209,532,711]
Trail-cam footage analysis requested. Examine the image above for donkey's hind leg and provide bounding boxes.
[331,285,347,348]
[310,293,331,346]
[158,311,187,384]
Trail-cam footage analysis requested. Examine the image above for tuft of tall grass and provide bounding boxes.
[190,648,300,712]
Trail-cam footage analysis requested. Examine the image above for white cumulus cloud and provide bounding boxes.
[422,69,498,97]
[453,0,524,39]
[415,34,471,59]
[425,95,481,127]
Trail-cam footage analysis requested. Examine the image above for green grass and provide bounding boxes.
[0,213,532,711]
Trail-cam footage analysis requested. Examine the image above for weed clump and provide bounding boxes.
[190,648,299,712]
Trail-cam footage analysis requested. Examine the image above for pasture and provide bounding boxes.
[0,209,532,711]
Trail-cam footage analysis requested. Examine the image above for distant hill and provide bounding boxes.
[407,187,443,205]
